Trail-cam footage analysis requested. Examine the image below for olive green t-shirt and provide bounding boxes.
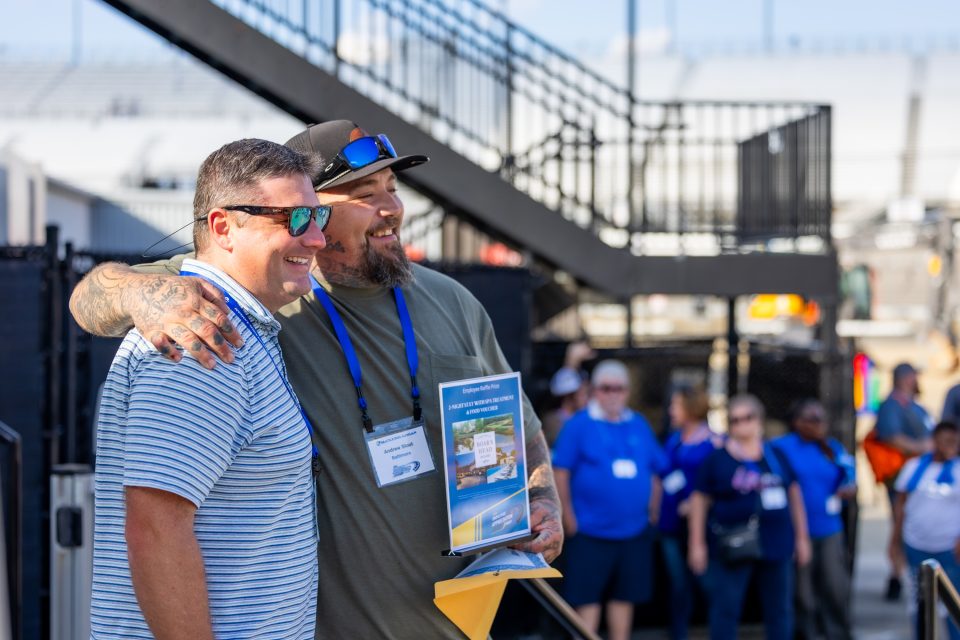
[136,257,542,639]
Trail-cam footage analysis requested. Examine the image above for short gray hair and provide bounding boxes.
[728,393,766,422]
[192,138,320,250]
[591,359,630,386]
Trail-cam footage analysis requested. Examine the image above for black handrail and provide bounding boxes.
[520,578,601,640]
[0,420,22,640]
[919,559,960,639]
[209,0,832,247]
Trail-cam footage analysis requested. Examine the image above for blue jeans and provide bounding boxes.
[904,543,960,640]
[706,556,794,640]
[661,534,705,640]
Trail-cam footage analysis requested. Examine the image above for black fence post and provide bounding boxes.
[0,420,22,640]
[64,242,78,465]
[727,297,739,398]
[45,225,61,470]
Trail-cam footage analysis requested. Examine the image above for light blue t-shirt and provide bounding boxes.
[90,259,318,639]
[553,403,667,539]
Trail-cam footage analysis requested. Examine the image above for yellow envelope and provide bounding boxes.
[434,554,560,640]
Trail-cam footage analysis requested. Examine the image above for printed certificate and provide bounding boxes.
[439,372,531,554]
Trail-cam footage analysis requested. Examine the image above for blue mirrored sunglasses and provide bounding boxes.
[210,205,332,236]
[316,134,398,187]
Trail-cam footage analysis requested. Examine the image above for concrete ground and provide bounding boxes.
[851,501,913,640]
[628,499,915,639]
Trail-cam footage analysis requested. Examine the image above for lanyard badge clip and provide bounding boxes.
[412,376,422,422]
[357,389,374,433]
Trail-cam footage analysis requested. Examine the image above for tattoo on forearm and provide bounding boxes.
[70,264,139,337]
[526,434,560,504]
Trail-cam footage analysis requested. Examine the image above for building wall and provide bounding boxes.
[47,184,93,249]
[90,190,193,254]
[0,153,46,245]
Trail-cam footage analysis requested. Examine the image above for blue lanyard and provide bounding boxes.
[180,271,319,464]
[310,275,421,432]
[906,454,955,492]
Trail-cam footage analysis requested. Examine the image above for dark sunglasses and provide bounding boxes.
[201,205,332,237]
[729,412,757,425]
[596,384,627,393]
[316,134,398,188]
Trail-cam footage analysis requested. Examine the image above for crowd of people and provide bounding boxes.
[548,352,859,640]
[547,353,960,639]
[64,111,960,639]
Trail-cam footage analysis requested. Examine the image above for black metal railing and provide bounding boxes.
[0,420,22,640]
[211,0,832,250]
[521,578,600,640]
[919,559,960,639]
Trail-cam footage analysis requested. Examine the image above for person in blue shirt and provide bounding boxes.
[553,359,667,640]
[943,383,960,426]
[875,362,933,600]
[688,394,811,640]
[658,384,723,640]
[772,398,856,640]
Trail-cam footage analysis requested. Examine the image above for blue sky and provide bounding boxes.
[2,0,959,64]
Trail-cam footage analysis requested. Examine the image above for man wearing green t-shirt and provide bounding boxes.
[69,120,563,640]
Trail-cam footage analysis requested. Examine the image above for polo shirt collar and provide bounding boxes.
[181,258,280,335]
[587,399,634,423]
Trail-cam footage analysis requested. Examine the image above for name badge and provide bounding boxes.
[760,486,788,510]
[825,495,842,515]
[612,459,638,479]
[662,469,687,495]
[364,416,437,487]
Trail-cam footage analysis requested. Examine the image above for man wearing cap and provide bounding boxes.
[89,139,325,639]
[541,341,594,448]
[69,121,563,639]
[874,362,934,601]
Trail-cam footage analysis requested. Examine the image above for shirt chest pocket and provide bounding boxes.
[427,352,485,385]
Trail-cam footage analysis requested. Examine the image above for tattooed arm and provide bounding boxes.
[69,262,242,369]
[512,431,564,562]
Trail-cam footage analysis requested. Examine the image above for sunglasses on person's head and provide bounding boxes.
[200,205,332,237]
[316,134,398,188]
[596,384,627,393]
[729,412,757,425]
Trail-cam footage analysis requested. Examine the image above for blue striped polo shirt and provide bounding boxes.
[90,259,318,639]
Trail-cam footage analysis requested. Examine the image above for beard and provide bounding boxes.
[362,236,413,287]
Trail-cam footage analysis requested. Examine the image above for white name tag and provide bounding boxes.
[761,486,788,510]
[825,495,842,515]
[662,469,687,495]
[612,459,638,479]
[366,424,436,487]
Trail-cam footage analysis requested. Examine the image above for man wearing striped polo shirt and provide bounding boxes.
[89,139,327,639]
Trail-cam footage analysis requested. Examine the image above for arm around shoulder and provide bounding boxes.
[69,260,242,369]
[69,261,145,337]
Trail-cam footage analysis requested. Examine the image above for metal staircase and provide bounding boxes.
[102,0,837,299]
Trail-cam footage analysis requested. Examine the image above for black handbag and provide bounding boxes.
[711,514,762,564]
